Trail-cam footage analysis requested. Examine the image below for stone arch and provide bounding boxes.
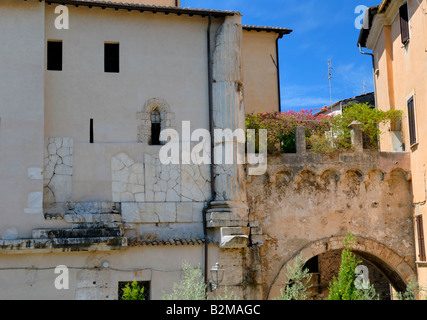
[266,235,415,299]
[293,169,319,194]
[273,169,293,187]
[136,98,176,144]
[319,169,341,189]
[341,168,365,198]
[367,169,386,182]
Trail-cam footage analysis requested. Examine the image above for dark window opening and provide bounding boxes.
[90,118,94,144]
[303,256,319,273]
[47,41,62,71]
[118,281,150,300]
[400,3,410,44]
[407,96,417,146]
[105,43,120,73]
[417,215,426,262]
[150,109,161,145]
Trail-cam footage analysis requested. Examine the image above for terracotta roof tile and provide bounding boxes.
[127,237,210,247]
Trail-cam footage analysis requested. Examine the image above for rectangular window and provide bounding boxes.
[417,215,426,262]
[104,43,119,73]
[407,96,417,146]
[47,41,62,71]
[118,281,150,300]
[400,3,410,44]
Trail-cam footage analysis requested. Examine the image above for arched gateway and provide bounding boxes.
[267,236,416,300]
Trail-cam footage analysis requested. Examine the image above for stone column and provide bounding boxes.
[295,126,306,154]
[349,120,364,153]
[206,15,249,246]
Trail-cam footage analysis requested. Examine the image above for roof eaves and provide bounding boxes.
[357,5,379,48]
[243,25,293,38]
[46,0,239,17]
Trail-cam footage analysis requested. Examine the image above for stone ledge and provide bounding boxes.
[0,237,127,254]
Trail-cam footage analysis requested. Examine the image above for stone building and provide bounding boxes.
[0,0,291,299]
[358,0,427,293]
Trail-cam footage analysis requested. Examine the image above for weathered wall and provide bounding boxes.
[243,151,415,299]
[0,0,46,240]
[0,244,219,300]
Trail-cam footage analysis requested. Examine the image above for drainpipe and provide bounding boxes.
[203,13,215,288]
[359,44,377,108]
[275,36,282,113]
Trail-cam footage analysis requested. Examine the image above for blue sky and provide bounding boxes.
[182,0,380,112]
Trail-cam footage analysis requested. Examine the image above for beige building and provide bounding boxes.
[358,0,427,292]
[0,0,291,299]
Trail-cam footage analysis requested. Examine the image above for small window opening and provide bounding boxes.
[47,41,63,71]
[105,43,120,73]
[150,109,161,145]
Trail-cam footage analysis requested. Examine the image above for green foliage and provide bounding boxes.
[245,110,332,154]
[121,280,145,301]
[280,254,313,300]
[278,132,296,153]
[328,103,402,150]
[162,261,207,300]
[246,104,402,154]
[328,233,379,300]
[212,286,239,300]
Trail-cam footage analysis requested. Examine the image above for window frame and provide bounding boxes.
[407,96,417,148]
[417,215,426,262]
[399,2,410,45]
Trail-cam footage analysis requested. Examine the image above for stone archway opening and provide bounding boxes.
[267,236,415,300]
[302,250,396,300]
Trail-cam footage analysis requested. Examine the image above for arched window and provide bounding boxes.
[150,109,161,145]
[136,98,175,144]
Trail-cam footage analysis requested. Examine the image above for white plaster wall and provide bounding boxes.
[44,5,219,202]
[0,245,219,300]
[0,0,46,238]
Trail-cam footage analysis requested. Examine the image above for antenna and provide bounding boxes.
[326,60,346,104]
[327,60,334,104]
[362,79,368,94]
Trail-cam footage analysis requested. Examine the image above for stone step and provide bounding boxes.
[32,227,123,239]
[64,212,122,224]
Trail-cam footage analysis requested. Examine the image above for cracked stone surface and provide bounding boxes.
[181,164,210,202]
[145,153,180,202]
[43,137,73,203]
[112,153,145,202]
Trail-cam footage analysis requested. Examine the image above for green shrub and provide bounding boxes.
[328,233,379,300]
[280,254,313,300]
[162,261,207,300]
[121,280,145,300]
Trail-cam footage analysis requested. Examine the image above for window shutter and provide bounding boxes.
[400,3,410,44]
[407,97,417,146]
[417,215,426,262]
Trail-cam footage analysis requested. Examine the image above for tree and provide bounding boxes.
[280,254,313,300]
[328,233,379,300]
[121,280,145,300]
[162,261,207,300]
